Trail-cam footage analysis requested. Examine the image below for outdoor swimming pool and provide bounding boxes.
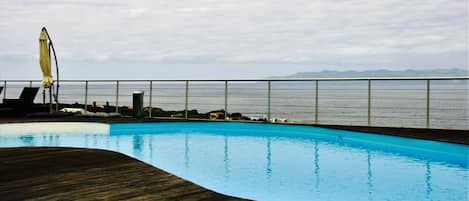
[0,122,467,201]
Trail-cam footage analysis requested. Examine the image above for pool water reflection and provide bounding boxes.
[0,122,467,201]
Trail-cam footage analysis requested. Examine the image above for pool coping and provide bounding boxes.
[0,116,468,145]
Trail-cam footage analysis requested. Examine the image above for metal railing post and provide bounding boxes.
[267,80,271,121]
[3,81,6,101]
[185,80,189,119]
[84,81,88,111]
[29,80,32,87]
[315,80,319,124]
[224,81,228,120]
[149,80,153,118]
[115,80,119,113]
[368,80,372,126]
[426,80,430,128]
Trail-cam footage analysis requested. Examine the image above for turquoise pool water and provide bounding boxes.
[0,122,467,201]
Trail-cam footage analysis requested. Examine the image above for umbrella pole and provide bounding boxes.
[49,87,52,113]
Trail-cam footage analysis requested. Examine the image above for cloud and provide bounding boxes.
[128,8,147,17]
[0,0,467,79]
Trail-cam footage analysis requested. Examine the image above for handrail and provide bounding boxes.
[1,77,467,130]
[1,76,468,82]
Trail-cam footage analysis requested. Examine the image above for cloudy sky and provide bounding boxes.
[0,0,467,79]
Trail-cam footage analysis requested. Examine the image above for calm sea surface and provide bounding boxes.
[4,80,468,129]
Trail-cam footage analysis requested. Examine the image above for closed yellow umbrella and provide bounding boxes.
[39,30,53,88]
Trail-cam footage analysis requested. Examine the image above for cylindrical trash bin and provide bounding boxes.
[132,90,144,118]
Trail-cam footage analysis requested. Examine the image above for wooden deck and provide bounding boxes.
[0,147,250,201]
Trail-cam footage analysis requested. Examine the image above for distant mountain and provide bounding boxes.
[275,68,468,78]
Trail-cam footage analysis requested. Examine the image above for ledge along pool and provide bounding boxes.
[0,122,467,201]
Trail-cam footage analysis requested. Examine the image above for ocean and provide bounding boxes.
[3,80,468,129]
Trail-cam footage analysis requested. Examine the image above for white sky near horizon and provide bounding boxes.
[0,0,467,80]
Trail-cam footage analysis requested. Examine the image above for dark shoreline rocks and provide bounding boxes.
[54,103,251,120]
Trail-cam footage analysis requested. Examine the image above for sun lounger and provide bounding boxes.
[0,87,40,115]
[3,87,39,106]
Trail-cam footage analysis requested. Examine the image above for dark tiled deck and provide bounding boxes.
[0,147,250,201]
